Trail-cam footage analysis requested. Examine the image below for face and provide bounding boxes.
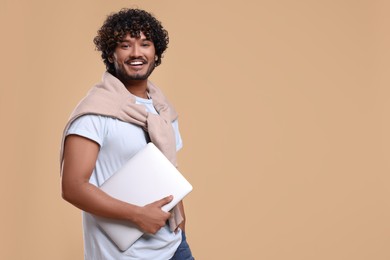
[110,32,156,83]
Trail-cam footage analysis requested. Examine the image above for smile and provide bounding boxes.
[126,59,146,66]
[130,61,144,65]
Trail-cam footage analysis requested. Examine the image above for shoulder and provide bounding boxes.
[66,114,112,146]
[68,114,112,131]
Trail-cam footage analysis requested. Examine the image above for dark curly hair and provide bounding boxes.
[93,8,169,75]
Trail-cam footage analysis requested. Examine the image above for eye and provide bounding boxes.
[141,40,153,47]
[121,43,130,49]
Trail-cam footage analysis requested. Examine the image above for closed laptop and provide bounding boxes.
[94,142,193,251]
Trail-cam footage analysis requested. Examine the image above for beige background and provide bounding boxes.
[1,0,389,259]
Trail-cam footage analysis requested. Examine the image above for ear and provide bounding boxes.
[108,55,114,63]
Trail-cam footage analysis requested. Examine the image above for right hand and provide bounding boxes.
[135,195,173,234]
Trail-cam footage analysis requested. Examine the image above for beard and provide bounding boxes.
[115,59,156,82]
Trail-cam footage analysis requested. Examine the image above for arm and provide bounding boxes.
[61,134,172,234]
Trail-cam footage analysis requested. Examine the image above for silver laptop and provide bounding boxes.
[94,142,193,251]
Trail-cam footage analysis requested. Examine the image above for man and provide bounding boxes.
[60,8,194,260]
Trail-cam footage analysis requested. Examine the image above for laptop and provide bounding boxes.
[94,142,193,251]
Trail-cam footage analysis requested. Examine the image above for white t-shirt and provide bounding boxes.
[66,96,183,260]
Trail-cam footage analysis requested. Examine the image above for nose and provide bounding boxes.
[130,43,141,58]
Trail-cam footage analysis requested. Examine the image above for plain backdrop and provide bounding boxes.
[1,0,389,259]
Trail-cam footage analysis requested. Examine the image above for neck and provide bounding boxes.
[121,78,149,99]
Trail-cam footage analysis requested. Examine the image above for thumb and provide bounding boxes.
[155,195,173,208]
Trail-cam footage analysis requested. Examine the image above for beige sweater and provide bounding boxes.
[60,72,183,231]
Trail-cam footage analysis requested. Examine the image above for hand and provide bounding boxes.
[135,195,173,234]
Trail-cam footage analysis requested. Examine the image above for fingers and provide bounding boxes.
[137,196,174,234]
[145,218,169,234]
[154,195,173,208]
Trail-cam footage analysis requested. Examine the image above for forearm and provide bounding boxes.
[62,177,173,234]
[62,179,141,223]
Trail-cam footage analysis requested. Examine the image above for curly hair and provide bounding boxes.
[93,8,169,75]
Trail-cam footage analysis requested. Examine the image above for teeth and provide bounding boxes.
[130,61,143,65]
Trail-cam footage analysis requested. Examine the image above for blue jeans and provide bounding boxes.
[170,232,194,260]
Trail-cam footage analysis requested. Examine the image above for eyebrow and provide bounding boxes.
[119,36,152,43]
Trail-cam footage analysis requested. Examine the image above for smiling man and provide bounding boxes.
[60,8,194,260]
[111,33,157,85]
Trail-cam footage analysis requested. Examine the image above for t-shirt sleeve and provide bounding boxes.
[66,115,107,147]
[172,119,183,151]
